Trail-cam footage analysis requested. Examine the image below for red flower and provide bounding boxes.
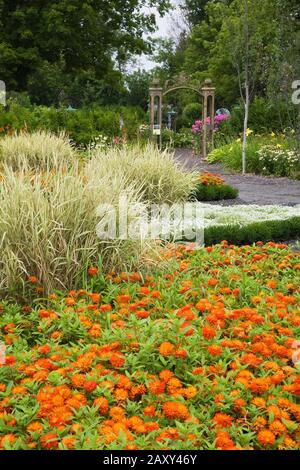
[84,381,97,393]
[40,433,59,450]
[88,267,98,277]
[5,355,15,366]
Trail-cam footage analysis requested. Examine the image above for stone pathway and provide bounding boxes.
[174,148,300,206]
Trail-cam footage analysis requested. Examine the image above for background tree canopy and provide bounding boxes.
[0,0,170,105]
[154,0,299,128]
[0,0,299,124]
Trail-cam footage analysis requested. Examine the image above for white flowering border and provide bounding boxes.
[202,203,300,228]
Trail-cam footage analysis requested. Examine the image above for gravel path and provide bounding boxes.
[174,148,300,206]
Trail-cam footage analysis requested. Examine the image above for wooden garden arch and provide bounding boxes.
[149,78,215,158]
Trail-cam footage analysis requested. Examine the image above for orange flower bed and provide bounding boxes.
[0,242,299,450]
[199,172,225,186]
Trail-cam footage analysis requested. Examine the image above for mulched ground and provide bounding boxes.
[174,148,300,206]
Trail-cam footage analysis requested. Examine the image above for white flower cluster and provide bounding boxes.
[166,204,300,242]
[139,124,150,134]
[89,134,110,150]
[256,145,299,175]
[201,203,300,228]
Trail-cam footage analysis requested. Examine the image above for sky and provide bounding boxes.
[131,0,183,71]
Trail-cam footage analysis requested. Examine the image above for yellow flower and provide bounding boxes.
[246,128,253,136]
[270,132,276,137]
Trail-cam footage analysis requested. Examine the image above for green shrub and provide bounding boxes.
[256,145,300,177]
[204,217,300,246]
[207,135,298,175]
[0,102,146,146]
[222,97,298,136]
[182,103,202,127]
[191,183,238,201]
[162,128,194,149]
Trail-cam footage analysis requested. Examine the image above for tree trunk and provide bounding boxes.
[242,0,250,176]
[242,82,249,175]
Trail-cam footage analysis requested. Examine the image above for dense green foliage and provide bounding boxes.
[204,217,300,246]
[207,135,300,178]
[192,183,238,202]
[0,101,146,145]
[0,0,170,105]
[155,0,300,133]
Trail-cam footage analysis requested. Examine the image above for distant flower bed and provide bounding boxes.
[257,145,299,177]
[190,172,238,201]
[192,114,230,135]
[207,133,300,178]
[191,114,230,155]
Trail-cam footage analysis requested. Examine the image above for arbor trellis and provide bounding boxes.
[149,77,215,158]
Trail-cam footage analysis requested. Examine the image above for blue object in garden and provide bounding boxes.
[216,108,230,117]
[66,105,76,112]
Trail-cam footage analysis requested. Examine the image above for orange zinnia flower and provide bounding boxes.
[27,421,43,433]
[83,380,97,393]
[109,353,125,369]
[207,345,222,356]
[216,431,235,450]
[94,397,109,415]
[163,402,189,421]
[203,325,217,340]
[158,342,175,357]
[144,406,156,417]
[213,412,234,428]
[40,433,59,450]
[257,429,276,447]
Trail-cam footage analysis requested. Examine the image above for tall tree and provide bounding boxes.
[0,0,170,103]
[180,0,211,28]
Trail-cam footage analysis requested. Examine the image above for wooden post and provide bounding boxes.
[210,93,215,152]
[149,79,163,149]
[201,79,216,159]
[202,94,208,160]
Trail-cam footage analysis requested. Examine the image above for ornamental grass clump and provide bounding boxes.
[86,144,198,204]
[0,165,151,296]
[0,130,76,171]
